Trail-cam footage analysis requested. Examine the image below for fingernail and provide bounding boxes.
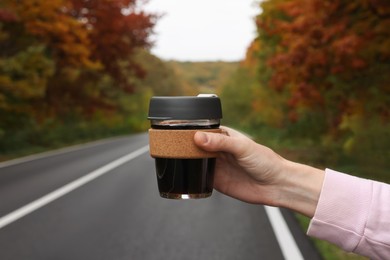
[196,132,209,145]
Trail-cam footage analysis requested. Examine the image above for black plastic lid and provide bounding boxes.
[148,95,222,120]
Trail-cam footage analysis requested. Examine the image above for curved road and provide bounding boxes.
[0,133,321,260]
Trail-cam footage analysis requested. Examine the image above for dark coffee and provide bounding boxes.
[155,158,216,199]
[148,95,222,199]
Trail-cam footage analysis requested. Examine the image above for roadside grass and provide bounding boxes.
[0,136,105,162]
[0,123,139,163]
[0,136,117,163]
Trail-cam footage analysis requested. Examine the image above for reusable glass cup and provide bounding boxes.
[148,95,223,199]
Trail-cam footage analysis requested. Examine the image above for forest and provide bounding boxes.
[1,0,389,185]
[0,0,158,158]
[222,0,390,182]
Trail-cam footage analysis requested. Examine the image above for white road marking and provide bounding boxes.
[0,145,149,229]
[264,206,304,260]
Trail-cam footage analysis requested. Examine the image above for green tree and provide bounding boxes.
[134,50,187,96]
[0,0,157,154]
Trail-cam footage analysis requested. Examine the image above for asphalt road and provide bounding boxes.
[0,133,321,260]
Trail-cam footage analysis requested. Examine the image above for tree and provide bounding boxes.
[0,0,157,153]
[4,0,94,68]
[69,0,157,92]
[256,0,390,136]
[1,0,156,117]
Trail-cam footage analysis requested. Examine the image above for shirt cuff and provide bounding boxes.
[307,168,372,252]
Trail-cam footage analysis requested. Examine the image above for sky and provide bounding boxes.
[143,0,260,61]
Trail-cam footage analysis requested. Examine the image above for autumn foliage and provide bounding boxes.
[257,0,390,129]
[256,0,389,128]
[222,0,390,171]
[0,0,157,153]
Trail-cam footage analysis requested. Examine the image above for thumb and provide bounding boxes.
[194,131,247,156]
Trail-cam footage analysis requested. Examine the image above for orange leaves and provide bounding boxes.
[255,0,390,137]
[332,34,362,57]
[5,0,94,69]
[0,0,156,122]
[260,0,376,91]
[241,39,260,72]
[3,0,155,88]
[67,0,156,91]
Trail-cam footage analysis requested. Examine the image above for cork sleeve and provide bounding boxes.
[148,128,222,159]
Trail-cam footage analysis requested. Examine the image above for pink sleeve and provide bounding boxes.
[307,168,390,259]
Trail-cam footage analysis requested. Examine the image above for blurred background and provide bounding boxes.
[0,0,389,258]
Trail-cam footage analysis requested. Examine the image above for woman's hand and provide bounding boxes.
[194,126,324,217]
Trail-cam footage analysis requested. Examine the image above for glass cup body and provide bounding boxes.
[151,119,220,199]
